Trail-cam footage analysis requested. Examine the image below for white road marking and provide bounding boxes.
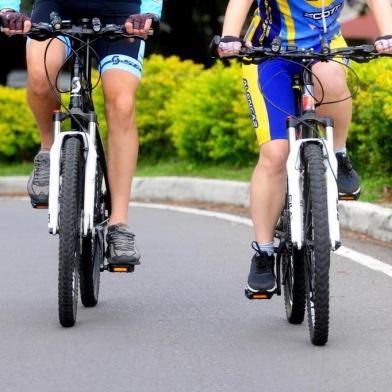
[4,197,390,278]
[132,202,392,279]
[335,246,392,278]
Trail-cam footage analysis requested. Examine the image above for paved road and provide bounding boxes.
[1,199,392,392]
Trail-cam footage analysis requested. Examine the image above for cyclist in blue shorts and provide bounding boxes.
[218,0,392,293]
[0,0,162,266]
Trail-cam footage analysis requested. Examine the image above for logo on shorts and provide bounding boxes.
[243,79,259,128]
[111,56,120,65]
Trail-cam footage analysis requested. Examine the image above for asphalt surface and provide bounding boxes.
[1,199,392,392]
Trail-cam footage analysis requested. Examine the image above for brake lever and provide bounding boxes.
[26,23,55,41]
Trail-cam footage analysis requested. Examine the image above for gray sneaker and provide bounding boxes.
[27,150,50,208]
[106,224,141,265]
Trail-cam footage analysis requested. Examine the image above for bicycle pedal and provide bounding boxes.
[339,190,360,201]
[31,202,48,209]
[244,287,275,300]
[106,264,135,273]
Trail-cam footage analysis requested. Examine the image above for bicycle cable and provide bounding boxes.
[43,37,86,131]
[253,52,370,185]
[43,33,104,131]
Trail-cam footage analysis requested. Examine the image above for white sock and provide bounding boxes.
[255,242,274,256]
[334,146,347,155]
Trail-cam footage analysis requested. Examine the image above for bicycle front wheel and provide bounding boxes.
[303,143,330,346]
[80,163,105,307]
[58,137,83,327]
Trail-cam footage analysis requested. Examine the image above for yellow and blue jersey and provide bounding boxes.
[245,0,345,49]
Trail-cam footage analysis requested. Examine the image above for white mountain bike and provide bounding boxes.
[28,14,146,327]
[212,36,391,345]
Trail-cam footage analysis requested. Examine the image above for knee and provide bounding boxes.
[104,90,136,124]
[314,66,349,99]
[318,76,348,98]
[27,67,51,98]
[258,144,288,176]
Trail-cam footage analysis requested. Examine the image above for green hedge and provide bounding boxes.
[166,62,257,165]
[0,55,391,175]
[92,55,204,159]
[0,87,39,160]
[348,58,392,175]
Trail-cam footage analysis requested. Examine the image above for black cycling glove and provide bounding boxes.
[218,36,242,55]
[374,35,392,51]
[125,13,158,31]
[0,10,30,31]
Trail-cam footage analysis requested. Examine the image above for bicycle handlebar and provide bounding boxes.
[27,21,152,41]
[210,35,392,64]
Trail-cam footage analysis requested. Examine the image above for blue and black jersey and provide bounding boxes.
[0,0,163,17]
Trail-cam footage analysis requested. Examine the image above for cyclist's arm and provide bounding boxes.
[366,0,392,52]
[221,0,253,38]
[218,0,253,57]
[366,0,392,36]
[0,0,20,12]
[140,0,163,20]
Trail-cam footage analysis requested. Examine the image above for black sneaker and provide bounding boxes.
[27,150,50,208]
[106,224,141,265]
[247,245,276,292]
[336,152,360,199]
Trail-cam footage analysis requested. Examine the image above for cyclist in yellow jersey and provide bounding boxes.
[218,0,392,292]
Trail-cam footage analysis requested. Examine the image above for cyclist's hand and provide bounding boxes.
[0,10,31,35]
[375,35,392,53]
[217,36,241,57]
[125,13,154,42]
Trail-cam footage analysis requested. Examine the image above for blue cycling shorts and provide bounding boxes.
[29,0,145,79]
[242,34,348,145]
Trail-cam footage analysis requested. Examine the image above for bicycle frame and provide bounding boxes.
[286,65,340,251]
[48,33,109,236]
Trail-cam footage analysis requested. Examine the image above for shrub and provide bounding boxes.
[92,55,204,159]
[0,86,39,161]
[347,58,392,175]
[0,56,391,176]
[136,55,204,158]
[166,61,258,164]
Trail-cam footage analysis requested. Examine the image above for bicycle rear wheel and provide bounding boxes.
[80,163,105,307]
[58,137,83,327]
[303,143,330,346]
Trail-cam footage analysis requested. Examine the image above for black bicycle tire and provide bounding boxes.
[283,247,306,324]
[80,164,104,307]
[58,137,83,327]
[303,143,330,346]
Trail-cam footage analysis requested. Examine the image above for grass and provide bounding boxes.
[135,159,255,181]
[1,159,390,205]
[360,175,392,204]
[0,162,33,176]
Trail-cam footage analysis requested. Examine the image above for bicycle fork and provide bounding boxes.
[48,110,98,237]
[286,116,341,251]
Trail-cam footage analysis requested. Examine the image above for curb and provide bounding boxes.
[1,175,391,242]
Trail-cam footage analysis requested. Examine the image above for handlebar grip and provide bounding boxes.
[150,18,160,35]
[209,35,221,58]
